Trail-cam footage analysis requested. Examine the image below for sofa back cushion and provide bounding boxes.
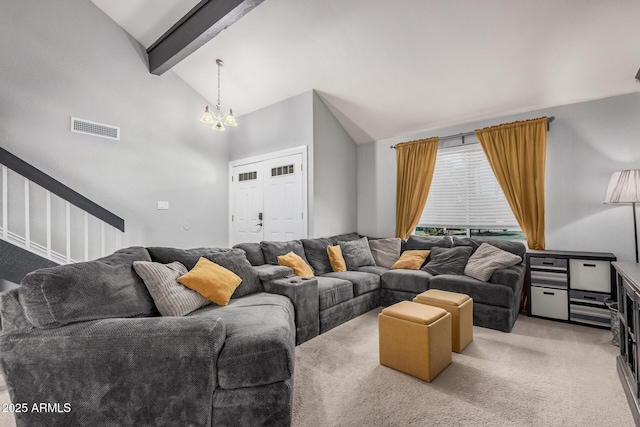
[19,246,155,329]
[205,249,264,297]
[301,238,334,275]
[148,247,263,298]
[329,232,361,245]
[147,247,227,270]
[232,242,265,266]
[404,235,452,251]
[452,237,526,259]
[260,240,309,266]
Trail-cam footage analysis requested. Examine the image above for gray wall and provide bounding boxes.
[229,90,358,238]
[0,279,18,292]
[0,0,230,249]
[228,91,314,161]
[358,91,640,261]
[312,92,357,237]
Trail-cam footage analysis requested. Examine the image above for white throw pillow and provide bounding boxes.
[368,238,402,268]
[133,261,210,316]
[464,243,522,281]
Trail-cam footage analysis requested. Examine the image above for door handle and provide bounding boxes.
[256,223,263,227]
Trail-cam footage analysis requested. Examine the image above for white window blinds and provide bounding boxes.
[419,143,519,229]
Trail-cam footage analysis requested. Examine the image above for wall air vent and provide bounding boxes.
[70,117,120,141]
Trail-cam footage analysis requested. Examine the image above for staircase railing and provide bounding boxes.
[0,147,124,265]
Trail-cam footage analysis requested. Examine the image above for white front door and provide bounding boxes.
[262,153,304,241]
[231,162,264,244]
[229,147,307,246]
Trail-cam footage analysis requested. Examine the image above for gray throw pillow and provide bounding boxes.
[301,238,334,275]
[19,246,156,328]
[260,240,309,265]
[422,246,474,276]
[232,242,265,266]
[205,249,264,298]
[339,237,376,270]
[133,261,210,316]
[464,243,523,281]
[368,238,401,268]
[404,235,452,251]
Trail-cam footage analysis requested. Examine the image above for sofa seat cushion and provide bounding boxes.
[356,265,390,276]
[381,269,433,294]
[429,274,517,308]
[323,271,380,296]
[189,292,294,390]
[315,277,354,310]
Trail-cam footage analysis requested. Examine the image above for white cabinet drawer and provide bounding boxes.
[531,286,568,320]
[569,259,611,292]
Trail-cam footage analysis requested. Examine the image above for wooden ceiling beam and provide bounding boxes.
[147,0,265,75]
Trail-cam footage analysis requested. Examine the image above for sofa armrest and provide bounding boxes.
[253,264,294,282]
[0,315,225,426]
[264,277,319,344]
[489,264,526,289]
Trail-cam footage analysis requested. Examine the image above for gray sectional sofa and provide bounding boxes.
[0,246,295,426]
[0,233,526,426]
[235,233,527,344]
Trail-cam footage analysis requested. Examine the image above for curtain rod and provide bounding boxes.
[389,116,555,149]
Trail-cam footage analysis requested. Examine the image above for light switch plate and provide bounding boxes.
[157,201,169,210]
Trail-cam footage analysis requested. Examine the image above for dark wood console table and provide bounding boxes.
[613,261,640,425]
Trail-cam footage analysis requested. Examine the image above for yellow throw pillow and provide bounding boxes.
[177,257,242,306]
[327,245,347,272]
[391,250,431,270]
[278,252,314,277]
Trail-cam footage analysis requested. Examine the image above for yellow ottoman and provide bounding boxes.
[378,301,452,382]
[414,289,473,353]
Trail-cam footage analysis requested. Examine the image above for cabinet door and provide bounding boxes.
[531,287,568,320]
[569,259,611,293]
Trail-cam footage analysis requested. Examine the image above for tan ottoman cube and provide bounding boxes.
[378,301,452,382]
[414,289,473,353]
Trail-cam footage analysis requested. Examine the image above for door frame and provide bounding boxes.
[228,145,308,245]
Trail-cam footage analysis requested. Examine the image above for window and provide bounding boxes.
[417,142,523,240]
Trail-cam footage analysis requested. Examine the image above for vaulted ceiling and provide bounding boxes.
[91,0,640,144]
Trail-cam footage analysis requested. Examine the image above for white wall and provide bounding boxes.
[312,92,358,237]
[358,92,640,261]
[0,0,230,250]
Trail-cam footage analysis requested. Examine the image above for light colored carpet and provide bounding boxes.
[292,308,633,427]
[0,309,632,427]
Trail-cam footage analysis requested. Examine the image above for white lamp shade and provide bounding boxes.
[224,109,237,127]
[212,119,225,131]
[604,170,640,203]
[200,106,214,124]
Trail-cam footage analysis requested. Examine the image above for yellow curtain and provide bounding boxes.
[395,137,439,240]
[475,117,547,249]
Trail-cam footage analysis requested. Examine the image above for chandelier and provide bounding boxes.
[200,59,237,131]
